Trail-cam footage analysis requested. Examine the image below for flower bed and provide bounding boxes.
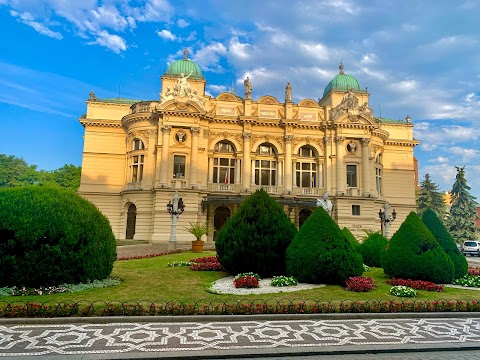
[117,249,184,261]
[346,276,375,292]
[453,274,480,288]
[388,278,444,292]
[233,273,260,288]
[189,256,224,271]
[468,267,480,276]
[390,285,417,297]
[271,276,298,287]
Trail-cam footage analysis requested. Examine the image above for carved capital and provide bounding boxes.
[361,138,371,146]
[242,132,252,140]
[161,125,172,133]
[335,136,346,143]
[203,129,210,139]
[323,137,332,145]
[190,127,200,135]
[284,135,294,143]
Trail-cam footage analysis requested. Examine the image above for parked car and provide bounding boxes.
[462,241,480,256]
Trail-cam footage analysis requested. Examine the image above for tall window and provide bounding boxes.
[375,153,383,194]
[173,155,186,178]
[296,145,318,187]
[255,144,277,186]
[346,164,358,187]
[213,141,236,184]
[130,139,144,182]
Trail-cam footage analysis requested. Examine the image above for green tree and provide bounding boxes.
[39,164,82,191]
[0,154,39,187]
[447,166,478,244]
[416,173,445,219]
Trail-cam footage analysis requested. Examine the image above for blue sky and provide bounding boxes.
[0,0,479,200]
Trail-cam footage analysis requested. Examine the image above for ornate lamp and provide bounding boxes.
[378,202,396,239]
[167,192,185,251]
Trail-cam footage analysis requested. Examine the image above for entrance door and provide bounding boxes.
[126,204,137,239]
[299,209,312,228]
[214,205,231,241]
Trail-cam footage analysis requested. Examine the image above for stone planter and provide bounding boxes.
[192,240,204,253]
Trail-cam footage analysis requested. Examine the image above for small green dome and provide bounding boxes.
[165,49,204,80]
[323,64,361,97]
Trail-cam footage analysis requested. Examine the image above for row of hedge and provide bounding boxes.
[2,299,480,317]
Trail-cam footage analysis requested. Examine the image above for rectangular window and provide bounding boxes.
[173,155,186,178]
[346,164,357,187]
[131,155,144,182]
[352,205,361,216]
[376,167,382,194]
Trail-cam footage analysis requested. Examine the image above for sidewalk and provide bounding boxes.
[1,313,480,359]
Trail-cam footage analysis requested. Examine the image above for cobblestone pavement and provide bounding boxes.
[1,316,480,359]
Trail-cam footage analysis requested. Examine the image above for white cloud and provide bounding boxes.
[184,31,197,42]
[390,80,417,92]
[207,84,228,94]
[10,10,63,40]
[88,30,127,54]
[177,18,189,28]
[89,5,129,32]
[193,42,228,72]
[360,53,377,65]
[158,29,176,41]
[429,156,450,163]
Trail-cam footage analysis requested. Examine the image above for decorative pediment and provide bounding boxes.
[258,95,279,105]
[298,98,319,108]
[335,113,377,126]
[216,92,239,102]
[160,99,204,113]
[330,93,374,123]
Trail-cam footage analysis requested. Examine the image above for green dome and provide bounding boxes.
[165,50,204,80]
[323,64,361,97]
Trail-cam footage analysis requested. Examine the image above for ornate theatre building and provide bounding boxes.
[78,51,419,244]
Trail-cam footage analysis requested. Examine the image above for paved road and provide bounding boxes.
[1,314,480,359]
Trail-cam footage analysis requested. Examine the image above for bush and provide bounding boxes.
[358,232,388,267]
[189,257,224,271]
[286,207,363,285]
[345,276,375,292]
[215,189,297,277]
[0,186,117,287]
[233,273,260,288]
[381,212,454,284]
[388,278,444,292]
[342,227,360,249]
[422,208,468,279]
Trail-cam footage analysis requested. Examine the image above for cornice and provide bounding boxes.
[385,139,420,147]
[79,118,122,128]
[121,113,155,127]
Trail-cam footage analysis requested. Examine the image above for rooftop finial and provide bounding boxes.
[231,81,235,93]
[183,48,188,60]
[339,62,344,75]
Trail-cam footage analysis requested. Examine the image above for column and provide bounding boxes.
[335,136,345,195]
[361,138,371,196]
[284,135,293,193]
[235,158,241,184]
[208,157,214,183]
[242,132,251,191]
[189,127,200,188]
[324,137,332,193]
[159,125,171,186]
[251,159,256,185]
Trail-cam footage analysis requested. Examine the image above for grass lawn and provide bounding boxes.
[1,251,480,306]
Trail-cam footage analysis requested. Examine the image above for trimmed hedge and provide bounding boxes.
[215,189,297,278]
[422,208,468,279]
[381,211,454,284]
[286,207,363,285]
[342,227,360,249]
[358,232,388,267]
[0,186,117,287]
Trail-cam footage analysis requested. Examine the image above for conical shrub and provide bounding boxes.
[358,232,387,267]
[381,211,454,284]
[215,189,297,277]
[422,208,467,279]
[342,227,360,250]
[286,207,363,284]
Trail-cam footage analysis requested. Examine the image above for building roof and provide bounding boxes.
[377,117,407,124]
[164,49,204,80]
[98,98,140,104]
[323,64,364,97]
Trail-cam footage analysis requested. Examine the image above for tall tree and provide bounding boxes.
[447,166,478,244]
[39,164,82,191]
[416,173,445,219]
[0,154,39,187]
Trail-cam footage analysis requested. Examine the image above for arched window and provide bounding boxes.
[213,141,236,184]
[375,153,383,194]
[296,145,319,188]
[255,143,277,186]
[299,209,312,228]
[126,204,136,239]
[130,139,145,183]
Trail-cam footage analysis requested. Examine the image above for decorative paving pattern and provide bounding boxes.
[1,318,480,356]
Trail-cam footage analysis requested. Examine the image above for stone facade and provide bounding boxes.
[78,58,419,245]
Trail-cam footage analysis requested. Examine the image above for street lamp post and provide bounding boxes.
[167,191,185,251]
[378,202,397,239]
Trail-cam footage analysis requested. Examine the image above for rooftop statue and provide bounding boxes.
[285,82,292,102]
[244,76,252,99]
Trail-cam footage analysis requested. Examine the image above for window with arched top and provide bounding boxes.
[126,204,136,239]
[296,145,320,188]
[375,153,383,194]
[213,141,236,184]
[130,139,145,183]
[255,143,277,186]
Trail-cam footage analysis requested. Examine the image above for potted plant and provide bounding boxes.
[185,221,212,252]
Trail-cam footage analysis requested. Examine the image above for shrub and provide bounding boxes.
[358,232,388,267]
[271,276,298,287]
[422,208,468,279]
[342,227,360,249]
[0,186,116,287]
[390,286,416,297]
[233,273,260,288]
[381,212,454,284]
[388,278,444,292]
[215,189,297,277]
[286,207,363,285]
[345,276,375,292]
[453,275,480,287]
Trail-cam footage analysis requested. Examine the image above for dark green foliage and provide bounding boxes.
[422,208,468,279]
[0,186,117,287]
[382,212,454,284]
[0,154,38,187]
[342,227,360,249]
[215,189,297,277]
[286,207,363,285]
[447,166,478,244]
[358,232,387,267]
[416,173,446,219]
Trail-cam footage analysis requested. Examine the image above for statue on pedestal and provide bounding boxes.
[316,192,333,216]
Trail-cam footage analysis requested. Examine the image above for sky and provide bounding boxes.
[0,0,479,200]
